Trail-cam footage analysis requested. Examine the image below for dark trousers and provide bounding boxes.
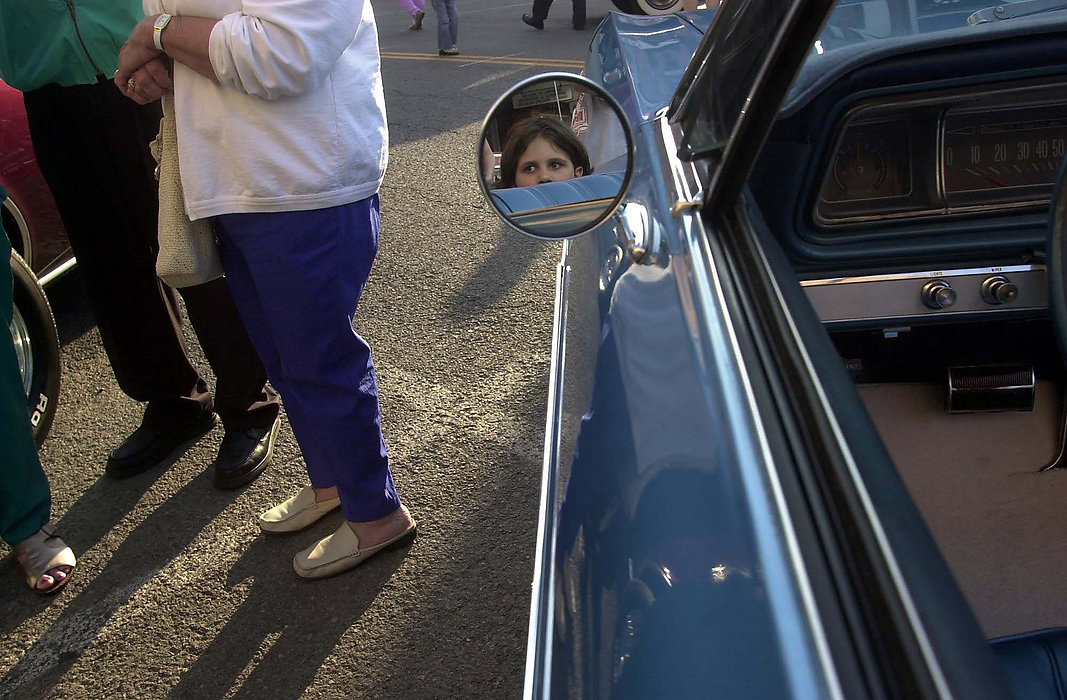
[531,0,586,26]
[214,198,400,523]
[22,78,278,432]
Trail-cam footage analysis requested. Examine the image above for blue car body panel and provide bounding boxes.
[536,11,834,698]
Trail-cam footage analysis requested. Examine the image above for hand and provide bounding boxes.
[118,56,174,105]
[114,16,163,97]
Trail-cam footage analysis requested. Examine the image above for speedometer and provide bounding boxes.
[942,102,1067,207]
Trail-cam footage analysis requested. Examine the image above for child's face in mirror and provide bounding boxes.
[515,137,584,187]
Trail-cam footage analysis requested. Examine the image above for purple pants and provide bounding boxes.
[396,0,425,16]
[213,196,401,523]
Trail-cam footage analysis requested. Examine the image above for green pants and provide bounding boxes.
[0,220,51,546]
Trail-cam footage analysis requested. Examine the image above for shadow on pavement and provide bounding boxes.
[0,470,231,697]
[444,224,550,322]
[0,464,163,637]
[168,527,407,699]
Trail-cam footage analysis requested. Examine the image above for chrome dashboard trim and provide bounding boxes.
[802,265,1047,324]
[800,264,1042,287]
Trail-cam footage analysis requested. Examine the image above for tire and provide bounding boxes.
[9,249,60,446]
[610,0,643,13]
[611,0,682,14]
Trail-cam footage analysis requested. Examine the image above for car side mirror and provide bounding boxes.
[476,73,635,240]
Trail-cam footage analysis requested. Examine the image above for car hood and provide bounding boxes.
[588,11,713,127]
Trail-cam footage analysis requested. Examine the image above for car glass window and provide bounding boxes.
[674,0,798,158]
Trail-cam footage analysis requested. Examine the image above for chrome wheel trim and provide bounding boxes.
[10,305,33,397]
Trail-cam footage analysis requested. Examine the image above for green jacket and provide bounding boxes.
[0,0,142,92]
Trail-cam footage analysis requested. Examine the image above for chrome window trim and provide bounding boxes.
[523,243,571,700]
[754,224,956,698]
[658,112,843,700]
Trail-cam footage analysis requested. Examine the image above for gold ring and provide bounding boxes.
[126,77,138,92]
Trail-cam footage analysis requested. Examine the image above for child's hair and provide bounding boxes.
[499,115,593,188]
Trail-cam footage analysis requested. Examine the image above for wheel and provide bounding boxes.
[610,0,643,13]
[634,0,683,14]
[9,249,60,445]
[610,0,683,14]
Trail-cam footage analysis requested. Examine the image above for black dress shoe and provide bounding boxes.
[522,13,545,29]
[106,412,219,479]
[213,416,280,489]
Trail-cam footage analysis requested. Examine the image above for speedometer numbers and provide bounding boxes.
[942,104,1067,207]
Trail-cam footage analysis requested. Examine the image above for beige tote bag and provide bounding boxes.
[152,94,223,288]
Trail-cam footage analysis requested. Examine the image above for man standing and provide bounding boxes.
[0,1,281,487]
[522,0,586,31]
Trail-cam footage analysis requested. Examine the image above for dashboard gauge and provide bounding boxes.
[833,139,887,194]
[942,101,1067,207]
[820,120,911,204]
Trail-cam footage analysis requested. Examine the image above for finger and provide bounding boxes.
[143,58,174,92]
[128,72,165,104]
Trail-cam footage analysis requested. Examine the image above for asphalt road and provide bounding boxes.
[0,2,609,697]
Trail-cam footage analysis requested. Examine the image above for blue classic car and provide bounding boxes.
[478,0,1067,697]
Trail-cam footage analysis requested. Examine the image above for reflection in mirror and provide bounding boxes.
[479,76,632,239]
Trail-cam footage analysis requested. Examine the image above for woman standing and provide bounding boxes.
[433,0,459,56]
[115,0,415,579]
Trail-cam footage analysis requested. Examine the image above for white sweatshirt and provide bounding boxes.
[143,0,388,220]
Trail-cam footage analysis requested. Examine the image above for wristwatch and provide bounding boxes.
[153,13,173,51]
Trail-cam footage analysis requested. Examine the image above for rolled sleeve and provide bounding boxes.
[209,0,363,100]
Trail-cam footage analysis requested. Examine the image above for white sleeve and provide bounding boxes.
[209,0,364,100]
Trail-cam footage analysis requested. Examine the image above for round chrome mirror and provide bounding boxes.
[477,73,635,240]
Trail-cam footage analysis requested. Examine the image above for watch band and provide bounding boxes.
[153,14,173,52]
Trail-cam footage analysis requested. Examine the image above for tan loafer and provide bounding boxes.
[293,518,417,579]
[258,486,340,533]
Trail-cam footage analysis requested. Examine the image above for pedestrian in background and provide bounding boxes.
[1,197,76,595]
[0,0,281,489]
[522,0,585,31]
[397,0,426,30]
[434,0,460,56]
[115,0,416,580]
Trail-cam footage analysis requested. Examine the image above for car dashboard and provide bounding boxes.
[751,16,1067,329]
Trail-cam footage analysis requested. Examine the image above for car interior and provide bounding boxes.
[746,3,1067,691]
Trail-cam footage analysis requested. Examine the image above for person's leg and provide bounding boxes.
[0,241,50,548]
[178,279,279,432]
[212,218,331,488]
[0,236,74,592]
[22,80,211,429]
[434,0,451,50]
[213,200,401,523]
[447,0,459,47]
[531,0,554,21]
[572,0,586,28]
[23,79,218,478]
[395,0,419,15]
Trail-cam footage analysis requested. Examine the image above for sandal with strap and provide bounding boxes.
[13,523,76,595]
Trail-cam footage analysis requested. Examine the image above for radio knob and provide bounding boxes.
[981,275,1018,305]
[922,280,957,309]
